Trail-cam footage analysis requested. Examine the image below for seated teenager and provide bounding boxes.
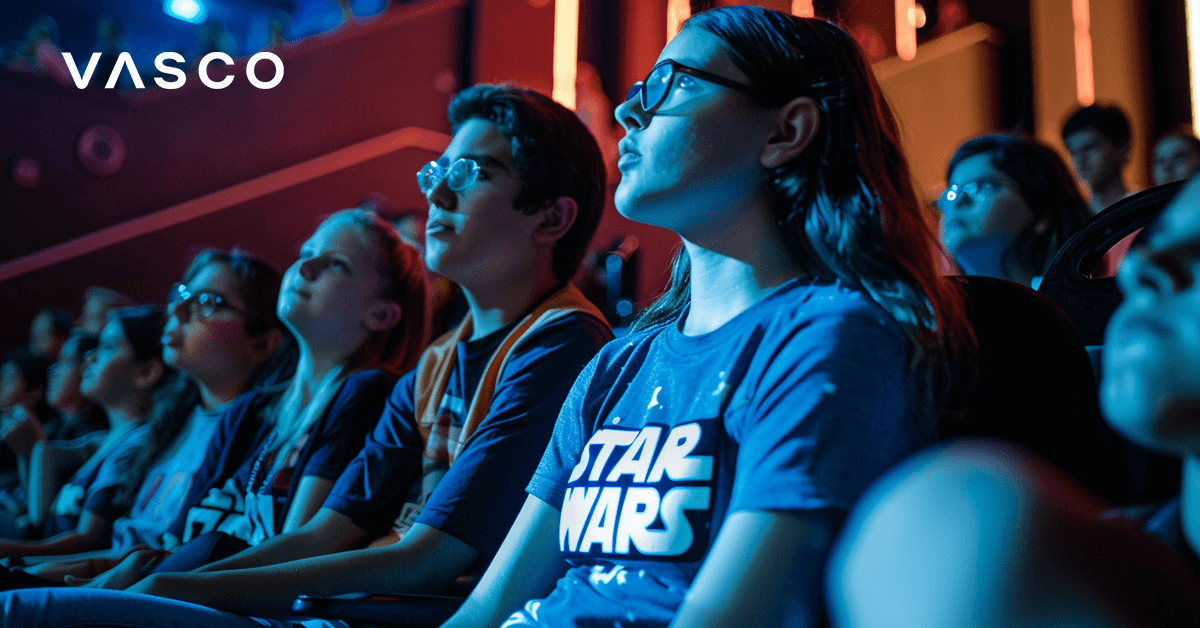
[829,175,1200,627]
[939,134,1091,288]
[0,82,613,627]
[0,250,290,586]
[439,8,974,628]
[94,209,428,578]
[0,307,169,555]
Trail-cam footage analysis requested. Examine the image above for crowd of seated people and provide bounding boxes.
[1,5,1200,627]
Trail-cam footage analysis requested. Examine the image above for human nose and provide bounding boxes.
[298,257,322,281]
[426,173,456,212]
[615,89,647,132]
[168,298,192,324]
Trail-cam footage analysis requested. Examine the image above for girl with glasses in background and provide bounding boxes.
[939,133,1091,287]
[442,6,975,628]
[0,250,289,586]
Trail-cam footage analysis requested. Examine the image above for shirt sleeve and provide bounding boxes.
[415,314,612,557]
[83,426,151,522]
[165,391,269,540]
[524,351,604,511]
[728,301,927,514]
[322,371,425,535]
[296,370,397,481]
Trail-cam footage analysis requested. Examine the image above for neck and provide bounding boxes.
[104,404,145,430]
[195,375,252,411]
[460,261,560,340]
[1089,178,1128,212]
[291,343,349,401]
[681,202,805,336]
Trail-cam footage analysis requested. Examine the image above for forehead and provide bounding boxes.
[1064,129,1113,151]
[1155,137,1197,158]
[1148,179,1200,250]
[658,26,749,83]
[443,119,515,171]
[99,320,127,344]
[309,219,380,263]
[949,153,1006,182]
[188,262,242,297]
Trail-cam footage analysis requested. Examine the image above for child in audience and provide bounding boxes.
[939,134,1091,287]
[27,309,73,362]
[1063,104,1136,214]
[1151,126,1200,187]
[0,307,169,553]
[0,332,105,523]
[0,83,613,626]
[0,250,288,583]
[439,7,974,628]
[829,174,1200,627]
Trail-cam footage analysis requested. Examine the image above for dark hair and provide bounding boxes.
[106,306,175,510]
[110,306,167,362]
[2,346,50,393]
[181,249,284,337]
[329,208,428,374]
[35,309,75,337]
[1062,104,1132,148]
[447,84,607,282]
[947,134,1092,281]
[635,7,976,422]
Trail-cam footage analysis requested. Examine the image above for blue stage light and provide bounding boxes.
[165,0,207,24]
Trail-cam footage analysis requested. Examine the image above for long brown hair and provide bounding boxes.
[634,7,976,423]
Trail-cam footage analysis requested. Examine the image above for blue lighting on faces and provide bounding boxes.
[165,0,207,24]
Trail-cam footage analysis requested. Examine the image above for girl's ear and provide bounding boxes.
[251,328,286,364]
[364,302,403,333]
[132,359,166,391]
[760,96,821,170]
[533,196,579,244]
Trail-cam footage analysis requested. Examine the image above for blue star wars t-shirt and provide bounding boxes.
[519,278,935,627]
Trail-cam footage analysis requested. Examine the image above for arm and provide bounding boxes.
[131,521,478,618]
[280,476,333,533]
[0,509,112,558]
[671,509,841,628]
[442,496,566,628]
[27,440,93,527]
[194,507,368,573]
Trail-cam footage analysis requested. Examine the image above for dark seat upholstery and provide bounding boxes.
[944,276,1137,502]
[1038,181,1183,346]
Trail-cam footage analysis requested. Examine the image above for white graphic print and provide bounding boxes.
[560,422,713,560]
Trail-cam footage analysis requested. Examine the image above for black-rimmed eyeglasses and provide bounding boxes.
[624,59,758,116]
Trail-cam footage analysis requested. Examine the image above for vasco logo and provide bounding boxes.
[61,51,284,90]
[559,423,713,560]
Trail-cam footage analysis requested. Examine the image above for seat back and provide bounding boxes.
[944,276,1176,504]
[1038,181,1182,345]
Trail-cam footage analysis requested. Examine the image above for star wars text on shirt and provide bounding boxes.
[559,419,716,562]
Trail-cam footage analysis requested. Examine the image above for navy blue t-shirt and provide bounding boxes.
[514,278,934,627]
[45,424,150,536]
[324,312,612,559]
[166,369,394,544]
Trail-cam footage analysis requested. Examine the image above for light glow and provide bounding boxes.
[552,0,579,110]
[791,0,815,18]
[896,0,917,60]
[667,0,690,42]
[1072,0,1095,106]
[164,0,206,24]
[1187,0,1200,136]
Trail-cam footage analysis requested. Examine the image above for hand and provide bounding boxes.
[75,549,166,590]
[1,409,45,458]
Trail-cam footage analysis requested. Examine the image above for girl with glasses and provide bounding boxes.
[0,250,289,581]
[939,134,1091,287]
[443,6,975,628]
